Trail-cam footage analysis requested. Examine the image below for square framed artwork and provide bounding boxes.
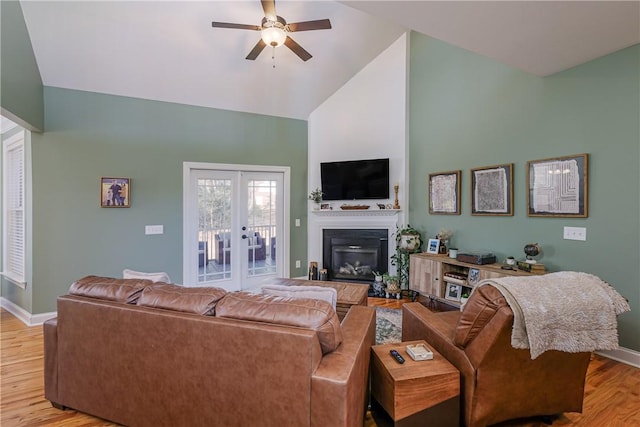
[101,177,130,208]
[426,238,440,254]
[428,170,461,215]
[471,163,513,216]
[527,153,588,217]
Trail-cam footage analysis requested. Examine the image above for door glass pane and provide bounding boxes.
[246,179,277,277]
[198,178,232,283]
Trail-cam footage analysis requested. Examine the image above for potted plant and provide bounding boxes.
[391,225,423,291]
[460,291,470,311]
[308,187,323,209]
[383,273,401,299]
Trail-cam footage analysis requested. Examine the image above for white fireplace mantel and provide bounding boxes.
[308,209,402,276]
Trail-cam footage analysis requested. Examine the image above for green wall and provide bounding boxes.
[30,87,308,313]
[0,0,44,130]
[408,32,640,351]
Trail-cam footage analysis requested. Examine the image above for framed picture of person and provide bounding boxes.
[101,177,131,208]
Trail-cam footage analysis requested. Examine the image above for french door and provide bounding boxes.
[183,163,289,291]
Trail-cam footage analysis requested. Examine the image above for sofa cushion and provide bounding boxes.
[216,292,343,354]
[261,284,337,310]
[123,269,171,283]
[454,285,507,348]
[69,276,148,304]
[137,283,226,315]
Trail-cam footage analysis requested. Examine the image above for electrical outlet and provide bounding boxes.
[563,226,586,241]
[295,260,301,268]
[295,218,300,227]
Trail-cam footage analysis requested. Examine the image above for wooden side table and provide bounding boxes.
[370,340,460,427]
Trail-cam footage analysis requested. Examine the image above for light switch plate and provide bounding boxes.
[145,225,164,235]
[563,226,586,241]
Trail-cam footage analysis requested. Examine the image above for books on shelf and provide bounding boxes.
[443,271,467,286]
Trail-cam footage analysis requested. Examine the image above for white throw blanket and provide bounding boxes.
[475,271,630,359]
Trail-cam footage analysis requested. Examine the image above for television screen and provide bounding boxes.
[320,158,389,201]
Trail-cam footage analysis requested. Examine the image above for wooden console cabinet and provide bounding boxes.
[409,253,542,307]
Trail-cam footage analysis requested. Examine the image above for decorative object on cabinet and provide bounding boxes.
[426,238,440,254]
[471,163,513,216]
[527,153,588,218]
[467,268,480,286]
[445,282,462,301]
[436,228,453,254]
[428,170,461,215]
[524,243,541,263]
[391,225,423,291]
[100,177,130,208]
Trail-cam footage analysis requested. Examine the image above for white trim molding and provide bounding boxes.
[596,347,640,368]
[1,297,56,326]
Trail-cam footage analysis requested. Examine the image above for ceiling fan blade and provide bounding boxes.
[212,22,261,31]
[284,36,312,62]
[246,39,267,60]
[261,0,277,21]
[287,19,332,32]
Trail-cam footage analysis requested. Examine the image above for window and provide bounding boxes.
[2,128,26,287]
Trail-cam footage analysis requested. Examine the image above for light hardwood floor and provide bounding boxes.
[2,301,639,426]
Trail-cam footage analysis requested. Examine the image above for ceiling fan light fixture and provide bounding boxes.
[261,21,286,47]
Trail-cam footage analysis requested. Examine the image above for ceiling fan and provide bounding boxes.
[211,0,331,62]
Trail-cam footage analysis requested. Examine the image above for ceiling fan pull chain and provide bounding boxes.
[272,46,276,68]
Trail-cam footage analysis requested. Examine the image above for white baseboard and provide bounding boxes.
[596,347,640,368]
[1,297,56,326]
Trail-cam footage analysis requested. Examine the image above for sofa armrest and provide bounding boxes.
[43,318,60,406]
[311,305,376,427]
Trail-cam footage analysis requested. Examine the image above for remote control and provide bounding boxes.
[390,349,405,364]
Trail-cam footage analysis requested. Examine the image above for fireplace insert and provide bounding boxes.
[322,229,388,283]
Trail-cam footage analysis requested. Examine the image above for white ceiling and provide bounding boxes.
[19,1,640,121]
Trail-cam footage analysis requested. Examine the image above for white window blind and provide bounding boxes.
[2,132,26,287]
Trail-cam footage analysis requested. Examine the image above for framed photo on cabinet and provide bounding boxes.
[471,164,513,216]
[527,153,588,217]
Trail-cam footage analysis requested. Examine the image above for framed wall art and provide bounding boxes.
[428,170,461,215]
[527,153,588,218]
[101,177,131,208]
[471,163,513,216]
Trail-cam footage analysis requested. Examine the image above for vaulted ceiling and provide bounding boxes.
[19,1,640,121]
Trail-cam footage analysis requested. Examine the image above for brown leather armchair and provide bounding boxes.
[402,285,591,427]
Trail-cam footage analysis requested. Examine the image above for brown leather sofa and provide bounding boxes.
[44,276,375,427]
[402,285,591,427]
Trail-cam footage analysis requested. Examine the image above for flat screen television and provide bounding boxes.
[320,158,390,201]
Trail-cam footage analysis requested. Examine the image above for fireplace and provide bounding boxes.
[322,229,388,283]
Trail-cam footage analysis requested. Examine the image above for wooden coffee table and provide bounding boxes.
[370,340,460,427]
